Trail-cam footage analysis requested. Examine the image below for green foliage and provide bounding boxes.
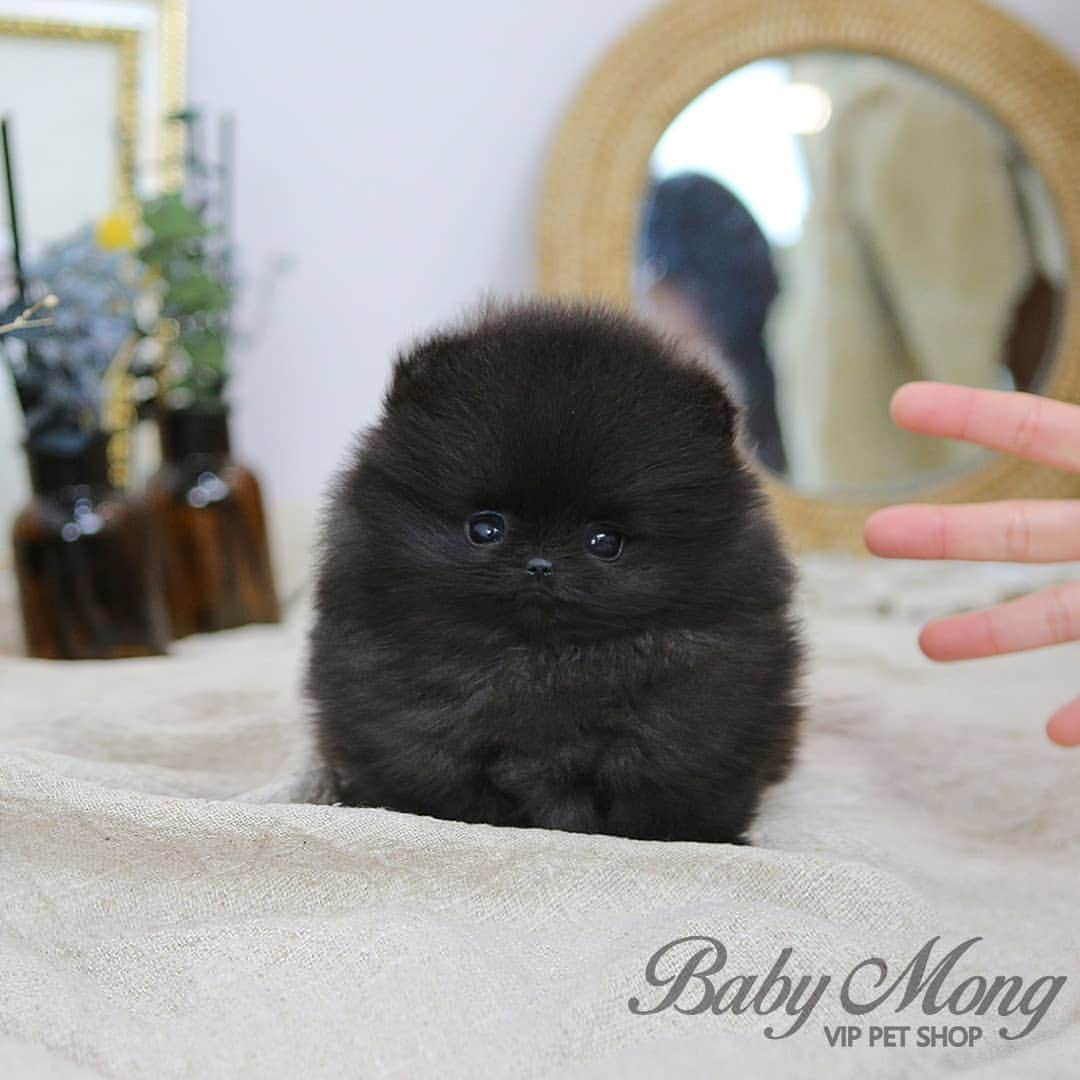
[166,273,231,317]
[141,194,209,247]
[137,187,233,411]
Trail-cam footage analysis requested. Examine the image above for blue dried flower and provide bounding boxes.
[0,226,136,454]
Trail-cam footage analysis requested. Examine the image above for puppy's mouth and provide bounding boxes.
[512,584,559,626]
[506,590,629,645]
[515,586,557,609]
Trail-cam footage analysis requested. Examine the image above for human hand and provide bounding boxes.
[863,382,1080,746]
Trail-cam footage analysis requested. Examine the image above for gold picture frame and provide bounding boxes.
[157,0,189,191]
[0,18,138,207]
[0,0,187,204]
[537,0,1080,552]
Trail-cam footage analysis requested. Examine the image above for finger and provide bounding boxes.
[1047,694,1080,747]
[891,383,1080,473]
[864,501,1080,562]
[919,581,1080,660]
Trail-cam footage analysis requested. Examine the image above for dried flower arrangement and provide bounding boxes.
[2,117,141,463]
[132,112,279,636]
[0,230,137,454]
[0,117,170,660]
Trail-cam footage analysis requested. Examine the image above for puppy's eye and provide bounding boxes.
[586,528,624,561]
[466,511,506,546]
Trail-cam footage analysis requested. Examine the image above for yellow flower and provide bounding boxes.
[96,208,138,251]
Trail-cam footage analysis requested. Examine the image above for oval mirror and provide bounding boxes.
[637,52,1068,498]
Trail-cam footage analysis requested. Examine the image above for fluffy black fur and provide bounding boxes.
[307,301,803,843]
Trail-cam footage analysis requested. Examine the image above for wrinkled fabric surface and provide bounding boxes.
[1,559,1078,1079]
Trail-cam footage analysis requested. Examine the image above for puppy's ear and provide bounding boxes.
[650,326,740,443]
[675,358,740,444]
[387,355,425,408]
[386,338,452,410]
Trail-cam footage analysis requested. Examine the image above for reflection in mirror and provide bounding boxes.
[637,53,1069,497]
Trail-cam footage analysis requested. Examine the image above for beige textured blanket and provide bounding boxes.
[1,558,1078,1078]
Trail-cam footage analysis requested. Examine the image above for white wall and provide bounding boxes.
[187,0,657,510]
[187,0,1080,511]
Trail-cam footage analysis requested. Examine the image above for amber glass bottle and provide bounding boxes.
[12,434,170,659]
[146,407,280,638]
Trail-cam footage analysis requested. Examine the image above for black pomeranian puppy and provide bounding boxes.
[307,302,802,843]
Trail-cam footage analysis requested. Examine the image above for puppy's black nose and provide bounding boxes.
[526,557,553,577]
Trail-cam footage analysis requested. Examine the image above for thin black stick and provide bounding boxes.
[1,115,27,304]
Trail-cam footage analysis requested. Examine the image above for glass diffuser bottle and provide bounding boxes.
[12,433,170,659]
[146,406,279,638]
